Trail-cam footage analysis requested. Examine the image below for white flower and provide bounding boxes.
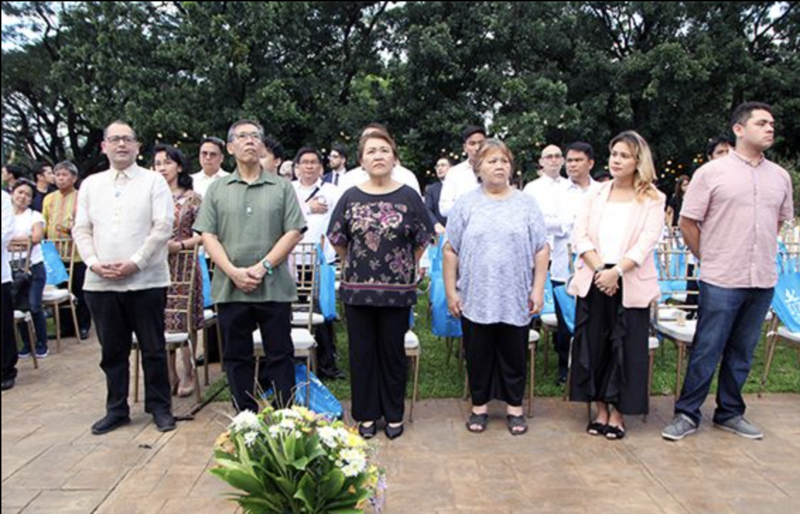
[230,411,261,433]
[277,408,301,420]
[338,449,367,478]
[243,431,259,447]
[279,418,296,431]
[318,426,340,448]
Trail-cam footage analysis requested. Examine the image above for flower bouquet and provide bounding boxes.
[211,406,386,514]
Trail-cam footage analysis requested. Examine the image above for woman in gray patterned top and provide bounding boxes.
[443,139,550,436]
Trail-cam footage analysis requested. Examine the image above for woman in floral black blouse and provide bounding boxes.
[327,128,433,440]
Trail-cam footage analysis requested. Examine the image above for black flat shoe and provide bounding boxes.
[358,422,377,439]
[385,423,404,440]
[587,421,608,436]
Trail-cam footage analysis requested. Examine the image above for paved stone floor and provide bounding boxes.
[2,336,799,514]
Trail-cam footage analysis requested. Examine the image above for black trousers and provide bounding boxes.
[551,279,572,378]
[2,283,17,382]
[218,302,295,413]
[57,261,92,336]
[345,305,410,423]
[85,288,171,417]
[462,316,528,407]
[569,282,650,415]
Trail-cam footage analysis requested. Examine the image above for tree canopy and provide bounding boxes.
[2,1,798,190]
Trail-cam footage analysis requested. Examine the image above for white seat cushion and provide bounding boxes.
[657,307,683,321]
[292,312,325,326]
[14,310,31,322]
[253,328,316,351]
[655,320,697,343]
[528,330,541,344]
[42,289,71,303]
[776,326,800,344]
[671,293,688,303]
[334,281,341,292]
[648,336,660,350]
[203,309,216,322]
[405,331,419,350]
[132,332,189,345]
[764,311,773,322]
[541,314,558,328]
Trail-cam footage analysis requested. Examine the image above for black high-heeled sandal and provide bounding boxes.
[358,422,377,439]
[587,421,608,436]
[385,423,404,440]
[605,424,626,440]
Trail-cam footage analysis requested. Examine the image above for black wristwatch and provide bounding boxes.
[262,259,274,275]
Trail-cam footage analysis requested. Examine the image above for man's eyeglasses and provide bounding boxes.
[106,135,137,145]
[233,132,261,141]
[542,154,563,160]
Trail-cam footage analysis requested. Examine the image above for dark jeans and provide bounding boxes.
[18,262,48,353]
[551,279,572,378]
[2,283,17,381]
[85,288,172,418]
[675,282,774,426]
[217,302,295,413]
[345,305,410,423]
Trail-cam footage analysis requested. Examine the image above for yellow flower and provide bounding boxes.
[348,485,357,495]
[214,431,236,455]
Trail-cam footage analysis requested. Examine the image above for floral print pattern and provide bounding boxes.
[328,186,434,307]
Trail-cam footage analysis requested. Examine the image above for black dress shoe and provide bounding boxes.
[1,378,15,391]
[91,414,131,435]
[153,411,176,433]
[385,423,404,440]
[79,329,90,341]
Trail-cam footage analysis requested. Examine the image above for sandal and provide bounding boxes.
[466,412,489,433]
[605,424,626,440]
[506,414,528,436]
[587,421,608,436]
[358,422,377,440]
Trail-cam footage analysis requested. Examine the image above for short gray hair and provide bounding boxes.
[53,160,79,176]
[227,119,264,142]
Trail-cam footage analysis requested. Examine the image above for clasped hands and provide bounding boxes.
[594,268,620,296]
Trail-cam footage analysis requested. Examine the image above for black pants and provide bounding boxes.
[85,288,171,417]
[315,320,339,374]
[218,302,295,413]
[462,316,528,407]
[569,282,650,415]
[2,283,17,382]
[345,305,410,423]
[57,261,92,336]
[551,279,572,378]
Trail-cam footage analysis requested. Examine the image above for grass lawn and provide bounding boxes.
[204,292,800,404]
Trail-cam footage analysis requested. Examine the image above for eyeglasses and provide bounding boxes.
[542,154,563,160]
[233,132,261,141]
[106,135,137,144]
[298,160,320,166]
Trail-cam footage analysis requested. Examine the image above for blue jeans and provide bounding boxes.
[675,282,773,426]
[18,262,48,354]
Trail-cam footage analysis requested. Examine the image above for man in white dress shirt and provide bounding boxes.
[438,125,487,218]
[74,120,176,435]
[522,143,573,383]
[291,147,344,379]
[339,123,421,195]
[191,136,230,197]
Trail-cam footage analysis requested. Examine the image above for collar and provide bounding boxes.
[730,150,765,168]
[566,177,596,191]
[227,168,277,187]
[111,164,138,180]
[297,179,322,191]
[200,169,227,179]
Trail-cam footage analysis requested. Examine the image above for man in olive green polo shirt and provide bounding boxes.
[194,119,306,413]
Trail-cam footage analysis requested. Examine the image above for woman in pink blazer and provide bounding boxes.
[568,131,665,440]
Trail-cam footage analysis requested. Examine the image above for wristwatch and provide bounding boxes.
[613,264,624,278]
[262,259,274,275]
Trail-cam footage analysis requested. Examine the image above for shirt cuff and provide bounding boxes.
[130,253,146,270]
[576,242,595,256]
